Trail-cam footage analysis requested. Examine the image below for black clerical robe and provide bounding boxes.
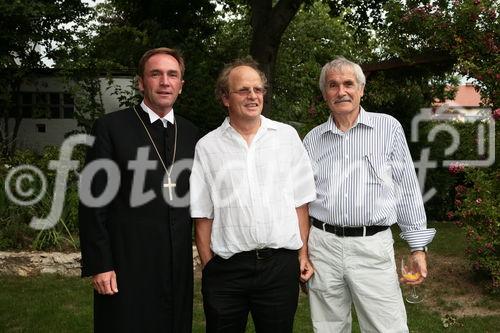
[79,106,198,332]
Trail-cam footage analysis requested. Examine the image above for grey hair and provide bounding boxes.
[319,57,366,96]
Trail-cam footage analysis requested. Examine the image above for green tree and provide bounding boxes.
[382,0,499,108]
[262,1,458,135]
[55,1,148,132]
[0,0,90,156]
[272,2,360,129]
[221,0,389,114]
[60,0,224,134]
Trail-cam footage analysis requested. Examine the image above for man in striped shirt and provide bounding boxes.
[303,57,436,332]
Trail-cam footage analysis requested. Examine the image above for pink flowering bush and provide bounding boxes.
[448,162,466,175]
[493,108,500,121]
[453,168,500,292]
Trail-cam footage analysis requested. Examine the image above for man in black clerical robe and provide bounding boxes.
[79,47,198,332]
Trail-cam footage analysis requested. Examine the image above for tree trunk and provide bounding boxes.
[1,106,9,157]
[249,0,303,115]
[1,80,22,157]
[9,81,23,156]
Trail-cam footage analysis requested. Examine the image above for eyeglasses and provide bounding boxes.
[230,87,267,96]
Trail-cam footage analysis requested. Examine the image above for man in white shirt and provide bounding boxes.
[190,58,316,333]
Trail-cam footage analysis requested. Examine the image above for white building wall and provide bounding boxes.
[9,118,78,152]
[100,76,136,113]
[3,75,134,152]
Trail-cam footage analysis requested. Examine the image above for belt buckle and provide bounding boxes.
[322,222,326,232]
[256,249,265,260]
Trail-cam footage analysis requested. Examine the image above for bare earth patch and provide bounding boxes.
[406,253,500,318]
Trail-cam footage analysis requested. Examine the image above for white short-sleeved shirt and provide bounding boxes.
[190,116,316,259]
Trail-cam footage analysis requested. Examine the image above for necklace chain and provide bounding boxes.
[133,106,177,176]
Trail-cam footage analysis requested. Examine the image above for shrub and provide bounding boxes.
[452,168,500,293]
[0,144,85,251]
[411,119,499,221]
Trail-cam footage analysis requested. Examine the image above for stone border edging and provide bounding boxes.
[0,246,200,277]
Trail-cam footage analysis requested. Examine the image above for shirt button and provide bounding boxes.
[344,193,348,198]
[345,155,349,160]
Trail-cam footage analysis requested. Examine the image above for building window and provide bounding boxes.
[36,124,46,133]
[62,94,74,118]
[12,92,75,119]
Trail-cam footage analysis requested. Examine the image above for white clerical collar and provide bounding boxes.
[140,101,175,127]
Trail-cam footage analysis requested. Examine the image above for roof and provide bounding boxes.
[436,84,482,107]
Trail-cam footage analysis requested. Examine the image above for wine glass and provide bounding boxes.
[400,256,424,304]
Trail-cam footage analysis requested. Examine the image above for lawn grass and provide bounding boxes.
[0,274,92,332]
[392,220,467,255]
[1,221,499,332]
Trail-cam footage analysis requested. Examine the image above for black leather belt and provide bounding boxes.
[238,248,293,260]
[312,218,389,237]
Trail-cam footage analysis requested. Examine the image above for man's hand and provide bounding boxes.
[92,270,118,295]
[400,251,427,285]
[296,204,314,284]
[200,253,214,270]
[299,255,314,283]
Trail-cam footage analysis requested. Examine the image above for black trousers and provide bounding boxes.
[201,248,300,333]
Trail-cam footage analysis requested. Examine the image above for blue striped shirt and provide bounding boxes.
[303,108,436,249]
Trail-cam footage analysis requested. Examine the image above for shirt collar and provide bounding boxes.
[357,107,374,128]
[221,115,278,133]
[140,101,175,127]
[320,107,374,135]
